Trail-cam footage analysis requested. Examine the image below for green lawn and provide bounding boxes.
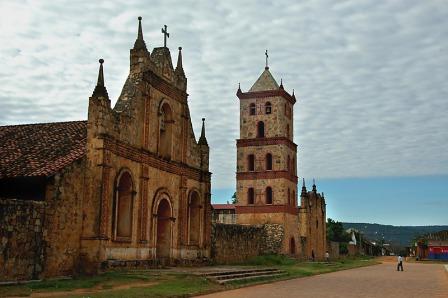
[0,256,379,298]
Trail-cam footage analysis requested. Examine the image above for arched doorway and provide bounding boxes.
[156,198,172,258]
[290,237,296,255]
[188,191,201,245]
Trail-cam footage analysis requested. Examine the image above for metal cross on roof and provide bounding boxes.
[162,25,169,47]
[265,49,269,69]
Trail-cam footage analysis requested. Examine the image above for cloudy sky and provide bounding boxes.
[1,0,447,225]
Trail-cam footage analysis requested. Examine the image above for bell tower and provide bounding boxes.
[235,57,299,255]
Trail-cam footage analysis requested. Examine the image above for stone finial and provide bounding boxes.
[133,16,147,51]
[301,178,307,196]
[312,178,317,192]
[198,118,208,146]
[175,46,185,76]
[279,78,284,90]
[92,59,109,99]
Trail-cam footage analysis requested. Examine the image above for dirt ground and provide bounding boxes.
[197,260,448,298]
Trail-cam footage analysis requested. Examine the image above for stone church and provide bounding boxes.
[235,63,327,259]
[0,17,211,280]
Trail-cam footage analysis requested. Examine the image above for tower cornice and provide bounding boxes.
[236,137,297,152]
[237,170,298,183]
[236,89,296,104]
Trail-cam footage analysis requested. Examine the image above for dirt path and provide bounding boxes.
[197,262,448,298]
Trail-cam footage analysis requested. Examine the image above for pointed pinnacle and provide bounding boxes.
[92,59,109,98]
[198,118,208,146]
[133,16,147,50]
[175,46,185,75]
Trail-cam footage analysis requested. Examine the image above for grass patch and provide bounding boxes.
[0,271,158,297]
[245,254,296,266]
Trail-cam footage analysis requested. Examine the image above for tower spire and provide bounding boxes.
[312,178,317,192]
[133,16,147,51]
[92,59,109,98]
[198,118,208,146]
[175,46,184,75]
[279,78,284,89]
[301,178,307,195]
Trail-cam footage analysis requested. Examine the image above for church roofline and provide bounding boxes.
[236,89,296,104]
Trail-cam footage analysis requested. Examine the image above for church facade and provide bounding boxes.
[0,17,211,280]
[235,62,327,259]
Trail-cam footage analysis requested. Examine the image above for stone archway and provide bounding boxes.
[156,198,172,259]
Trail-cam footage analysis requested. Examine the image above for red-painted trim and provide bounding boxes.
[144,70,188,103]
[236,137,297,152]
[237,89,296,104]
[236,204,298,215]
[237,170,298,183]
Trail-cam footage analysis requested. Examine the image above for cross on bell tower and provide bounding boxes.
[265,49,269,70]
[162,25,170,47]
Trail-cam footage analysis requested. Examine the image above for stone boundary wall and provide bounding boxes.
[211,223,284,264]
[0,198,46,281]
[327,241,340,258]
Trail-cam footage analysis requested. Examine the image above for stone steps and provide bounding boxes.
[202,268,287,284]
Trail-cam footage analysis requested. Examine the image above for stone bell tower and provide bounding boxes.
[235,53,299,255]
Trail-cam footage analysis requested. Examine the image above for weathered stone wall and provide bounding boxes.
[327,241,340,259]
[43,159,85,278]
[211,223,284,264]
[0,199,46,281]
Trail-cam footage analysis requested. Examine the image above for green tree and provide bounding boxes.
[231,192,238,204]
[326,218,351,242]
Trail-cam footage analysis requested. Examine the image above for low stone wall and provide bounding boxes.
[211,223,284,264]
[0,199,46,281]
[327,241,340,258]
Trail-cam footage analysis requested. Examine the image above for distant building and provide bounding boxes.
[211,204,236,224]
[416,230,448,260]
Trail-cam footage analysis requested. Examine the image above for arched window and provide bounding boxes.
[257,121,265,138]
[159,102,173,159]
[265,102,272,114]
[287,155,290,172]
[266,187,273,204]
[248,188,255,205]
[248,154,255,171]
[292,191,296,206]
[288,188,291,205]
[266,153,272,170]
[250,103,256,115]
[113,171,134,240]
[286,124,290,138]
[188,191,201,245]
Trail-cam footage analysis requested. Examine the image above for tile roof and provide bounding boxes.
[0,121,87,178]
[212,204,236,210]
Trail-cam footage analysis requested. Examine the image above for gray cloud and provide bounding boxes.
[0,0,447,189]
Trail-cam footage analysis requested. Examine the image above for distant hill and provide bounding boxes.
[342,223,448,247]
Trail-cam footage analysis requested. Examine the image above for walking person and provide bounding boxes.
[397,255,404,271]
[325,251,330,263]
